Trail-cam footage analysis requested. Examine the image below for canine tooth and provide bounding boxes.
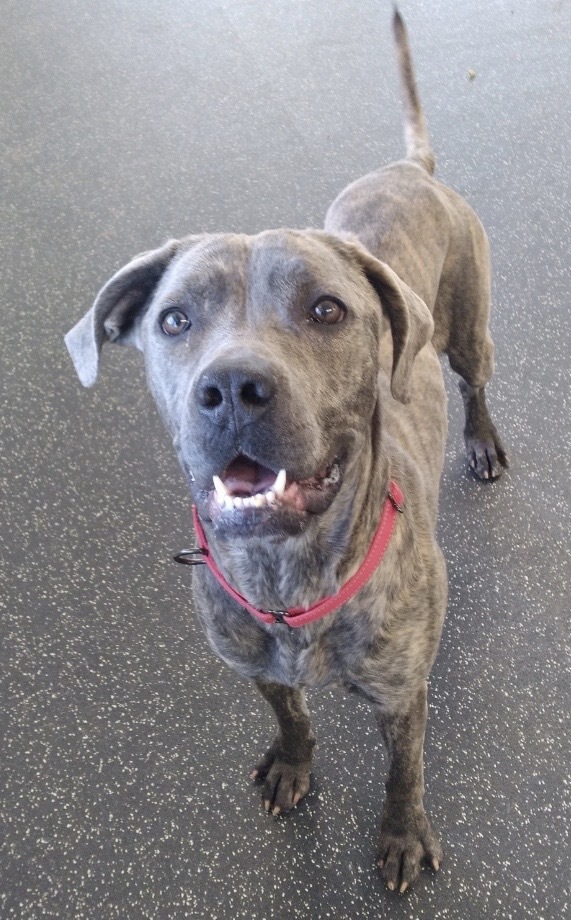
[213,475,229,500]
[266,490,276,504]
[274,469,287,497]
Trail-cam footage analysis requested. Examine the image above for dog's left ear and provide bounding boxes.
[345,240,434,403]
[318,234,434,403]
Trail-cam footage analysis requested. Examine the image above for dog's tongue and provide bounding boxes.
[223,456,277,496]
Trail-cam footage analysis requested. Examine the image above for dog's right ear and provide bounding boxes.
[64,239,180,387]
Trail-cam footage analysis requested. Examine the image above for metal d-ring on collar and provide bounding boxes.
[173,547,207,566]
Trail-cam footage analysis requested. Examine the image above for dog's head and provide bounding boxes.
[65,230,432,538]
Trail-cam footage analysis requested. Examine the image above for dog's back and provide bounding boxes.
[325,11,506,483]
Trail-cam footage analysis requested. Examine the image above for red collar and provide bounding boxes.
[178,481,404,628]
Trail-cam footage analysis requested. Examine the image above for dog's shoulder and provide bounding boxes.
[378,335,447,515]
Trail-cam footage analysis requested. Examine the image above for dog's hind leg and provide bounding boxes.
[250,681,316,815]
[442,224,509,480]
[458,379,508,479]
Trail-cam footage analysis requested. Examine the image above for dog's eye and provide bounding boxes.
[310,297,346,325]
[160,310,191,336]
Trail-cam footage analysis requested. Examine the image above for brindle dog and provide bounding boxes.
[65,11,507,893]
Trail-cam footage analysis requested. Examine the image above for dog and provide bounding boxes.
[65,11,507,893]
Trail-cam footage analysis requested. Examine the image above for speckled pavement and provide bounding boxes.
[1,1,569,917]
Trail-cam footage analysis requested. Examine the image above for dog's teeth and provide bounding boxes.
[213,475,230,501]
[273,469,287,497]
[218,491,282,512]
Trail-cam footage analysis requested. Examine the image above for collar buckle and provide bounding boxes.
[268,610,289,625]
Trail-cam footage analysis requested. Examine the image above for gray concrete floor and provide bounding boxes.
[1,1,569,917]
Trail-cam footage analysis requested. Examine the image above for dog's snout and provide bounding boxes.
[196,360,277,429]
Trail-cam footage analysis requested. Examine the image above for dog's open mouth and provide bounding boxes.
[206,454,343,532]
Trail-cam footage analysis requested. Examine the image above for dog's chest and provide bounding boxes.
[264,622,357,687]
[193,567,380,688]
[215,618,357,688]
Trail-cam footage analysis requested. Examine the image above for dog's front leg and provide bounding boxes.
[374,681,443,893]
[250,680,316,816]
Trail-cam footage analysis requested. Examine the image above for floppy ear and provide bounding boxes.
[345,240,434,403]
[64,239,180,387]
[319,234,434,403]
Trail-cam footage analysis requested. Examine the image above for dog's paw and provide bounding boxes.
[250,741,312,816]
[465,431,509,480]
[459,380,509,480]
[378,805,443,893]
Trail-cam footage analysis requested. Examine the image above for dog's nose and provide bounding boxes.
[195,360,277,429]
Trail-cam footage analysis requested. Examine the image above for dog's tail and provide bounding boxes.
[392,8,435,175]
